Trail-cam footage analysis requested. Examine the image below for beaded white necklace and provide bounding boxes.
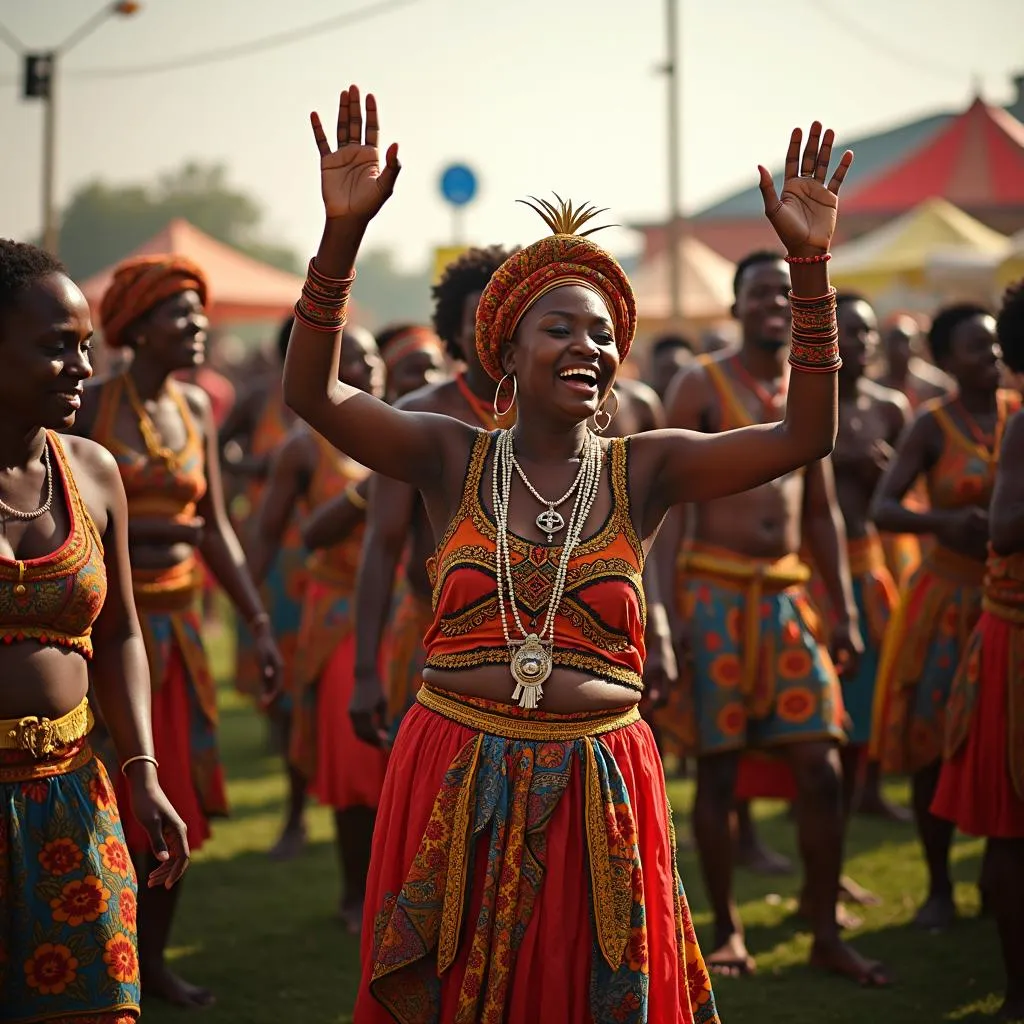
[492,428,603,708]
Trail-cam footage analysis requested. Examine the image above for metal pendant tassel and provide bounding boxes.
[512,681,543,710]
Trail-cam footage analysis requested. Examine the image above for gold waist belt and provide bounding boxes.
[0,698,93,758]
[417,685,640,741]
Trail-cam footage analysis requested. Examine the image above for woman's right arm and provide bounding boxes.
[282,85,471,487]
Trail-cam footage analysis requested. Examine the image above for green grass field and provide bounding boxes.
[139,625,1007,1024]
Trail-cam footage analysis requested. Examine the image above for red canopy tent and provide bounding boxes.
[79,218,307,325]
[845,98,1024,216]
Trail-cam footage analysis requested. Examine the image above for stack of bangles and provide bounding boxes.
[788,286,842,373]
[294,259,355,332]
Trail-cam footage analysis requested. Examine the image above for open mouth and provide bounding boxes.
[763,315,790,334]
[54,391,82,409]
[558,365,599,394]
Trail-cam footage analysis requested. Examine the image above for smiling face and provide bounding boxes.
[944,314,1003,393]
[129,288,208,372]
[503,283,618,423]
[0,272,94,430]
[733,259,791,351]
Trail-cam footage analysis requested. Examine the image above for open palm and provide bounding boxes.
[758,122,854,254]
[310,85,401,221]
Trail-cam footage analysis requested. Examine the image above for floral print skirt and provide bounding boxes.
[0,738,140,1023]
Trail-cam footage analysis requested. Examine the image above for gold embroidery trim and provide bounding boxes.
[423,647,644,690]
[417,685,640,740]
[0,743,93,782]
[0,699,93,755]
[983,595,1024,624]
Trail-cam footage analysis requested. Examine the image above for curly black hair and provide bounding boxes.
[651,333,695,357]
[732,249,784,303]
[431,245,518,360]
[997,278,1024,374]
[376,323,423,354]
[0,239,66,320]
[928,302,991,367]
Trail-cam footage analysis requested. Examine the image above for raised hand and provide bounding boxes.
[758,122,853,256]
[310,84,401,221]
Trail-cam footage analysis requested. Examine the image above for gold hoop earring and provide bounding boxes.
[493,373,517,418]
[592,388,619,434]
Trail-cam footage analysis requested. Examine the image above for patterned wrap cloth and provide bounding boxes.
[932,549,1024,837]
[1,721,140,1023]
[99,255,208,350]
[870,392,1020,774]
[90,376,227,853]
[656,542,846,759]
[358,685,718,1024]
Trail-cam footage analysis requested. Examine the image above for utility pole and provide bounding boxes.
[2,3,142,256]
[664,0,683,322]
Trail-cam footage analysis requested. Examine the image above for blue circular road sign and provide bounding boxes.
[440,164,478,207]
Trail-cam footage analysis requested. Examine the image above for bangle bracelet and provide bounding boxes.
[249,611,271,631]
[345,480,368,510]
[785,252,831,265]
[121,754,159,775]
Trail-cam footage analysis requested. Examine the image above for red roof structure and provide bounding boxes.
[80,218,307,324]
[847,99,1024,214]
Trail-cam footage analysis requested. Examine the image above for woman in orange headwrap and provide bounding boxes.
[284,85,856,1021]
[72,254,283,1009]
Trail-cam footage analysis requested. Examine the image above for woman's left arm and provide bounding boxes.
[85,442,190,889]
[189,386,283,696]
[642,122,853,511]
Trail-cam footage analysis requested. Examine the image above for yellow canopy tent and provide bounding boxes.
[830,198,1009,298]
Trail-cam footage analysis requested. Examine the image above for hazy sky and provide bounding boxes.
[1,0,1022,269]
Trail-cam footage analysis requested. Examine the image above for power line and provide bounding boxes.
[0,0,416,85]
[807,1,971,82]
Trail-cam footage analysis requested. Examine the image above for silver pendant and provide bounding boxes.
[536,507,565,543]
[510,634,552,709]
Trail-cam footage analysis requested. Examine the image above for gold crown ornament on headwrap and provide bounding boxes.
[474,195,637,382]
[100,255,209,349]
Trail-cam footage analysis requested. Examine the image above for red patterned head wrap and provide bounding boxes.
[475,197,635,382]
[100,254,209,349]
[380,325,444,373]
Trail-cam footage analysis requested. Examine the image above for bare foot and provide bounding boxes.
[810,938,889,986]
[143,964,216,1009]
[705,933,756,977]
[268,824,306,862]
[855,793,913,823]
[913,894,956,931]
[839,875,882,907]
[737,840,793,876]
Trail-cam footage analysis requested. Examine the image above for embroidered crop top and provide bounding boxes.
[91,375,208,525]
[305,432,368,590]
[925,391,1020,511]
[423,430,647,690]
[0,433,106,658]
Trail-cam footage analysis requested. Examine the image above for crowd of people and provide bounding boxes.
[1,82,1022,1024]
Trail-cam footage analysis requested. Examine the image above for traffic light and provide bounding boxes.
[23,53,55,100]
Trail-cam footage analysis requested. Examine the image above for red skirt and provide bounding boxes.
[356,686,719,1024]
[932,611,1024,838]
[303,633,389,811]
[116,642,226,855]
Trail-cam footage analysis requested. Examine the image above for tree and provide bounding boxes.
[57,161,300,279]
[349,249,433,330]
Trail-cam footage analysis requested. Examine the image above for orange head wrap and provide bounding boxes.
[381,325,443,373]
[475,197,636,382]
[100,254,209,349]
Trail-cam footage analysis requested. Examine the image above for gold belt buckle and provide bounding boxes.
[11,716,58,758]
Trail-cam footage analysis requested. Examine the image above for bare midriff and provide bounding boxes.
[692,472,804,559]
[422,665,641,713]
[0,646,89,721]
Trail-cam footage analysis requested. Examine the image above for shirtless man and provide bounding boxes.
[665,250,884,984]
[830,294,911,820]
